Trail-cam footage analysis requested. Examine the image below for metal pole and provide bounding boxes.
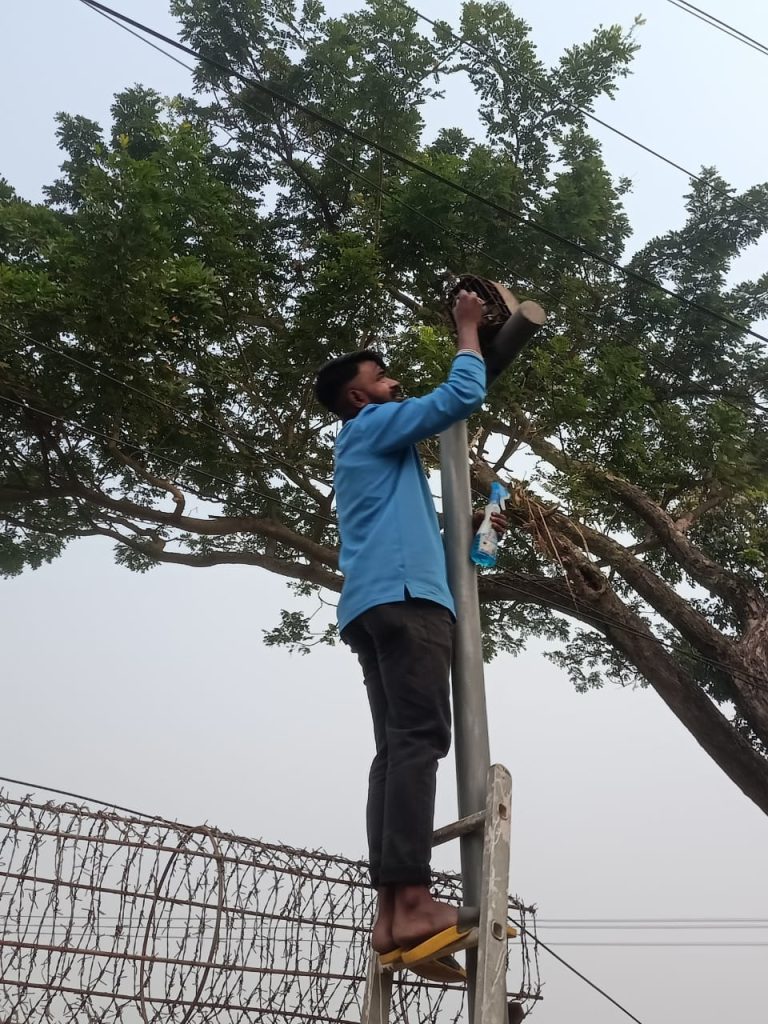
[440,418,490,1018]
[440,290,546,1021]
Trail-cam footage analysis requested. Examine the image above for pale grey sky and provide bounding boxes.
[2,2,768,1023]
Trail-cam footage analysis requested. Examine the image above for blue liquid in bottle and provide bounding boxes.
[470,482,509,569]
[470,530,498,568]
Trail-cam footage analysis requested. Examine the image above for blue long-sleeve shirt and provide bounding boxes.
[334,351,486,632]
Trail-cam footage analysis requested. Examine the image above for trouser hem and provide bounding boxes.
[377,866,432,888]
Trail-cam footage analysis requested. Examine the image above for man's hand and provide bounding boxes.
[472,510,508,538]
[453,289,486,330]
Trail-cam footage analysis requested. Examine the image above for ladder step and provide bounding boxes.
[382,925,518,976]
[432,810,486,847]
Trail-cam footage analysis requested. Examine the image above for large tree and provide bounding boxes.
[2,1,767,811]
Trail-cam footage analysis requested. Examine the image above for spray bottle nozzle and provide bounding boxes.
[489,482,509,509]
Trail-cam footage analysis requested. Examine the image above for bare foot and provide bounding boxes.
[371,887,396,954]
[391,885,459,950]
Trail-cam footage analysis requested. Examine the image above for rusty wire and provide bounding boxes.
[0,786,541,1022]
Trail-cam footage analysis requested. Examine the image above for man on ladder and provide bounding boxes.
[314,290,506,978]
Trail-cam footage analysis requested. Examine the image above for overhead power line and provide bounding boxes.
[390,0,763,220]
[82,0,768,424]
[81,0,768,431]
[77,0,768,429]
[537,920,768,928]
[77,0,768,346]
[512,920,646,1024]
[665,0,768,56]
[89,0,768,360]
[538,917,768,924]
[0,774,162,822]
[534,941,768,947]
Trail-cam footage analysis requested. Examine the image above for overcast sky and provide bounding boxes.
[2,2,768,1023]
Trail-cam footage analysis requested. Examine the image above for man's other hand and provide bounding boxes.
[472,510,508,538]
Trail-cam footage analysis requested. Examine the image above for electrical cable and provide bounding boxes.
[81,0,768,415]
[390,0,764,220]
[511,918,646,1024]
[76,0,768,346]
[665,0,768,56]
[7,2,767,693]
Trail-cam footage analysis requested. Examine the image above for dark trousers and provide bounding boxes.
[341,598,454,888]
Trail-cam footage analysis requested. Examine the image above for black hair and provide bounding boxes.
[314,350,387,416]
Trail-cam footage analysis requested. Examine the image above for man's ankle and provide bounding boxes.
[376,886,394,914]
[393,884,433,911]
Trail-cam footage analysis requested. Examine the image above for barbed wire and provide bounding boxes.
[0,785,541,1024]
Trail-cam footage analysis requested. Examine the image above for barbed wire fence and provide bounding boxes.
[0,786,541,1023]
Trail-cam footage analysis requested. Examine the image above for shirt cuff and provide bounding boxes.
[453,349,484,362]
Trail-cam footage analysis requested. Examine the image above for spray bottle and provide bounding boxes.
[470,481,509,568]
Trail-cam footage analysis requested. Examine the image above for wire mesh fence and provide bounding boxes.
[0,785,541,1022]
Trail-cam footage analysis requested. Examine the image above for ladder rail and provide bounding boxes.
[473,764,513,1024]
[360,764,512,1024]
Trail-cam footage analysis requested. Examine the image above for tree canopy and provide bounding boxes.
[1,1,767,812]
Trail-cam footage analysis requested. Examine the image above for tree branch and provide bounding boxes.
[579,555,768,815]
[0,483,340,569]
[674,488,729,533]
[385,286,444,323]
[473,461,768,745]
[270,123,340,233]
[523,431,766,625]
[487,518,768,806]
[107,437,185,517]
[90,525,343,591]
